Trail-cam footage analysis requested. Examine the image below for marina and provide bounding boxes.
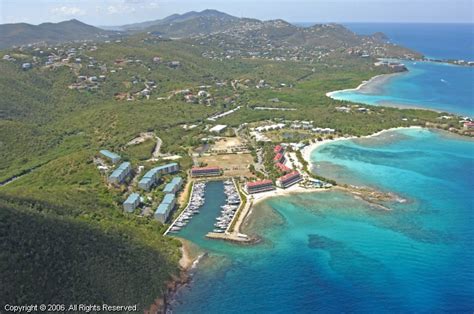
[165,181,206,234]
[212,179,241,233]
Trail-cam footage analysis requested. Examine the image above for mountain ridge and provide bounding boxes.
[0,19,119,49]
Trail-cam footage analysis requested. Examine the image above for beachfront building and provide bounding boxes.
[276,171,303,189]
[191,166,221,178]
[154,193,177,223]
[138,163,180,191]
[100,149,121,164]
[108,162,132,184]
[246,179,276,194]
[463,121,474,130]
[163,176,183,194]
[123,193,140,212]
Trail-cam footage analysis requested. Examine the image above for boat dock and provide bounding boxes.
[206,178,253,243]
[164,181,206,235]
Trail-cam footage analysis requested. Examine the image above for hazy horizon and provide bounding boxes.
[1,0,472,26]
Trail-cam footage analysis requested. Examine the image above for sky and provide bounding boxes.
[0,0,473,26]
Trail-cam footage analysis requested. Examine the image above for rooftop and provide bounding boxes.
[100,149,120,160]
[162,193,175,204]
[192,166,220,171]
[124,193,140,204]
[247,179,273,188]
[110,162,131,178]
[155,203,171,215]
[278,171,301,182]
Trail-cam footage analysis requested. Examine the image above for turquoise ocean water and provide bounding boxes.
[173,23,474,312]
[173,129,474,313]
[329,61,474,116]
[328,23,474,116]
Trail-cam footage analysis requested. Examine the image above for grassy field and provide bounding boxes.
[197,153,255,177]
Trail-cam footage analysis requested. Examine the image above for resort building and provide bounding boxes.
[246,179,276,194]
[274,145,284,154]
[274,153,285,163]
[138,168,160,191]
[191,166,221,178]
[138,163,180,191]
[155,163,179,174]
[276,162,291,173]
[463,121,474,130]
[163,176,183,194]
[108,162,132,185]
[276,171,303,189]
[154,193,177,223]
[123,193,140,212]
[100,150,121,164]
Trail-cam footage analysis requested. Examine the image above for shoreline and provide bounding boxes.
[301,126,423,164]
[251,184,328,206]
[326,61,472,116]
[326,72,402,98]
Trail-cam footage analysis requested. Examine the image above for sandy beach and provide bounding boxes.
[326,72,403,98]
[178,238,202,270]
[251,184,328,206]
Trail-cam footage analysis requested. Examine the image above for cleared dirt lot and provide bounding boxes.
[210,137,248,153]
[197,153,255,177]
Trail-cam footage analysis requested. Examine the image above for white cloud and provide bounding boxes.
[51,6,86,16]
[107,4,136,15]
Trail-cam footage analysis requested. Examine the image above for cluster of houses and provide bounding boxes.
[250,121,336,143]
[99,150,134,185]
[69,75,106,91]
[138,163,180,191]
[273,145,291,173]
[98,149,185,222]
[195,20,338,63]
[374,60,407,72]
[168,87,214,105]
[245,143,303,194]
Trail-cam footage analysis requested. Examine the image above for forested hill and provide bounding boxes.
[0,10,421,59]
[119,10,421,59]
[0,19,119,49]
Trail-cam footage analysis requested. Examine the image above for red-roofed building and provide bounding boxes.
[276,171,303,189]
[276,162,291,173]
[463,122,474,130]
[274,145,284,154]
[191,166,221,177]
[245,179,275,194]
[273,153,285,163]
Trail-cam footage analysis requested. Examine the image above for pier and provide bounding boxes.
[206,178,253,243]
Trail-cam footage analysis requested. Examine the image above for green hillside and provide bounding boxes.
[0,19,118,49]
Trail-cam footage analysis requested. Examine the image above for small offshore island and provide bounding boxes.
[1,8,473,314]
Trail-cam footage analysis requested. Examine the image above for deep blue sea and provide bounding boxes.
[327,23,474,116]
[344,23,474,61]
[329,60,474,116]
[173,129,474,313]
